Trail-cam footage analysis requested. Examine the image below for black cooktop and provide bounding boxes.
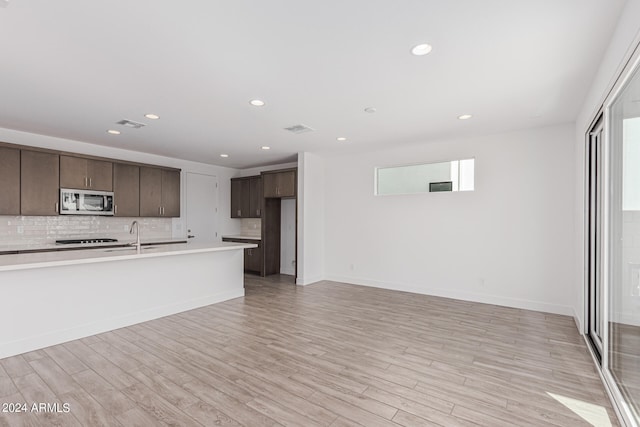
[55,238,119,245]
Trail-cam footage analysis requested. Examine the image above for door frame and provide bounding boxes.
[585,114,605,361]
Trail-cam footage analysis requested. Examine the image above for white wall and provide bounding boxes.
[297,152,325,285]
[573,0,640,331]
[321,124,576,315]
[0,126,241,239]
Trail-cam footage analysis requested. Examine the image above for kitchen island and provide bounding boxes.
[0,241,256,359]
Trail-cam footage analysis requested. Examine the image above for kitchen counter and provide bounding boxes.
[0,237,189,255]
[221,235,261,240]
[0,240,255,272]
[0,241,256,358]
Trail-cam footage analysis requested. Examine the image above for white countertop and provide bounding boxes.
[0,237,189,254]
[221,235,261,241]
[0,241,257,272]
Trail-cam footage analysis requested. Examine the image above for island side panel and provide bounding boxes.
[0,248,244,359]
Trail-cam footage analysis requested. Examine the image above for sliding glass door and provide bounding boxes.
[605,58,640,425]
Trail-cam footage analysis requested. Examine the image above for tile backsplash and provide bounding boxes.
[0,216,173,246]
[240,218,261,237]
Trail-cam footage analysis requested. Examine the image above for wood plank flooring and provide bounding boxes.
[0,275,619,426]
[610,322,640,419]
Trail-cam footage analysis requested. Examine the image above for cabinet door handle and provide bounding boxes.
[256,209,260,216]
[162,207,165,216]
[159,206,162,215]
[237,209,241,216]
[55,202,59,213]
[276,187,279,195]
[84,177,88,187]
[114,205,118,215]
[89,177,92,188]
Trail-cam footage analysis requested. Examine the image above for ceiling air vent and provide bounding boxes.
[284,124,314,134]
[116,119,146,129]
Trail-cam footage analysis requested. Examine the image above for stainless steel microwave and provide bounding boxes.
[59,188,114,216]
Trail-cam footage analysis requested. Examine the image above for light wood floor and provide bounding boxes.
[0,275,619,426]
[610,322,640,419]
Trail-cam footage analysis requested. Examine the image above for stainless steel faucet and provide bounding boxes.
[129,220,141,253]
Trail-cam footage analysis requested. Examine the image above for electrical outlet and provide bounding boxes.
[124,225,129,231]
[17,226,24,234]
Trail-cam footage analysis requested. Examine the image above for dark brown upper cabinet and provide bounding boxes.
[230,178,242,218]
[0,147,20,215]
[21,150,60,216]
[113,163,140,217]
[161,169,181,217]
[249,176,263,217]
[60,155,113,191]
[140,166,180,217]
[263,169,296,198]
[230,175,262,218]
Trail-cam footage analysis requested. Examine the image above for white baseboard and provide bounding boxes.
[573,306,584,334]
[324,275,574,316]
[296,275,324,286]
[0,289,244,359]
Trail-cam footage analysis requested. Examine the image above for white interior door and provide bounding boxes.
[186,172,218,243]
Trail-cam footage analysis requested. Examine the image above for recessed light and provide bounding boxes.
[261,146,270,150]
[364,107,377,114]
[336,137,347,141]
[220,154,229,158]
[458,114,473,120]
[411,43,432,56]
[144,113,160,120]
[250,99,265,107]
[106,130,121,135]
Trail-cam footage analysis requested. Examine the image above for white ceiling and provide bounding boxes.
[0,0,625,168]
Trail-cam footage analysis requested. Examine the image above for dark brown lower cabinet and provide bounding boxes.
[221,238,262,274]
[245,244,263,273]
